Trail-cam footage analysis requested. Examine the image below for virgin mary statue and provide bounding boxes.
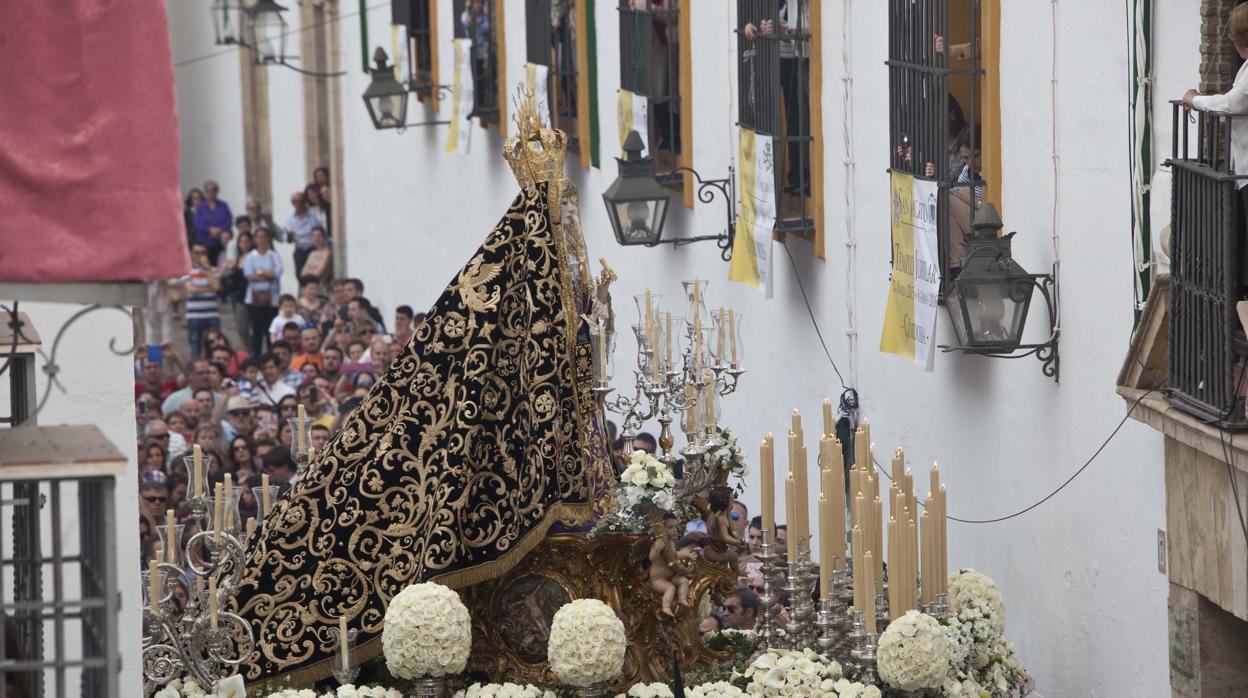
[232,92,614,686]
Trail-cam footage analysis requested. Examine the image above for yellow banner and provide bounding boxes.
[446,38,473,154]
[729,128,760,286]
[881,172,918,361]
[617,90,649,151]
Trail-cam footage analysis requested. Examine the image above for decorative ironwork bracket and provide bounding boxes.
[938,274,1061,382]
[659,166,737,262]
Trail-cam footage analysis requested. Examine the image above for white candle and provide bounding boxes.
[164,509,176,564]
[339,616,350,672]
[213,483,223,542]
[761,434,775,532]
[149,561,161,613]
[296,404,307,454]
[597,326,607,382]
[261,473,271,515]
[728,308,737,365]
[193,444,203,498]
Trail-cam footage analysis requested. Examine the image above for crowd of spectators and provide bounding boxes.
[136,169,422,600]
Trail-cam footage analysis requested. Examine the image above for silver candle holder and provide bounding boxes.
[142,486,255,696]
[753,529,786,653]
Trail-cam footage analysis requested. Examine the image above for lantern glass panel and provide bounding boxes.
[611,197,667,245]
[366,92,409,130]
[211,0,241,44]
[951,277,1034,350]
[247,7,288,63]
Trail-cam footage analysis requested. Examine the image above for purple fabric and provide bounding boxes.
[192,200,234,246]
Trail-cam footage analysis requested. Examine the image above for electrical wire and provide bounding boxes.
[173,1,390,70]
[782,242,848,390]
[840,0,859,387]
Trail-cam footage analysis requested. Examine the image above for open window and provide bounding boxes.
[392,0,440,103]
[736,0,825,255]
[452,0,507,127]
[887,0,996,292]
[526,0,596,168]
[618,0,693,204]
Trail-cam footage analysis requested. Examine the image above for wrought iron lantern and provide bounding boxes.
[603,131,673,246]
[362,48,410,131]
[942,204,1060,380]
[242,0,289,65]
[210,0,242,45]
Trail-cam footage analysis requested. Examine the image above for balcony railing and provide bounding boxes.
[1166,100,1248,427]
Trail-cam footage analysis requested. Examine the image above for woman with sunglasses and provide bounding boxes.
[228,436,256,474]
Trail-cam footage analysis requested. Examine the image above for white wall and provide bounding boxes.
[166,0,1186,694]
[0,303,142,695]
[167,0,248,211]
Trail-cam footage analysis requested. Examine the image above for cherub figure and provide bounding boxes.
[701,486,745,565]
[648,514,696,617]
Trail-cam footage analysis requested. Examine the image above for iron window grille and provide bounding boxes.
[526,0,582,151]
[886,0,984,295]
[737,0,815,237]
[619,0,683,185]
[1165,100,1248,428]
[393,0,438,99]
[452,0,502,122]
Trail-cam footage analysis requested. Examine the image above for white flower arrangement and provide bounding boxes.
[318,687,404,698]
[452,683,556,698]
[381,582,472,679]
[547,598,627,687]
[593,452,682,536]
[684,682,747,698]
[613,682,673,698]
[877,610,952,692]
[707,427,747,494]
[733,647,878,697]
[153,678,209,698]
[947,569,1006,636]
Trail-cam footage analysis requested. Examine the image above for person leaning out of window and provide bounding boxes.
[1184,3,1248,294]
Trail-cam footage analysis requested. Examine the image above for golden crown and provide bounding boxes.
[503,84,568,189]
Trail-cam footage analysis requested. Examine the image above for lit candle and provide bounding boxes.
[893,448,905,487]
[728,308,737,365]
[790,431,807,547]
[261,473,271,515]
[791,409,803,443]
[938,485,948,594]
[907,517,918,611]
[149,561,161,613]
[829,437,846,567]
[920,507,931,604]
[785,473,798,564]
[904,469,915,517]
[665,312,673,364]
[819,470,833,596]
[296,403,307,454]
[339,615,350,672]
[193,444,203,498]
[850,525,864,612]
[864,551,877,634]
[930,462,940,505]
[887,515,899,619]
[760,435,775,532]
[165,509,176,564]
[224,472,233,503]
[691,280,701,326]
[716,308,725,363]
[873,495,884,597]
[213,483,223,542]
[209,576,219,630]
[597,326,607,382]
[822,398,833,438]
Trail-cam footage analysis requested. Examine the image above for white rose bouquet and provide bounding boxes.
[547,599,627,687]
[733,647,879,697]
[707,427,747,494]
[453,683,556,698]
[614,683,673,698]
[948,569,1006,636]
[259,688,403,698]
[153,678,209,698]
[381,582,472,679]
[877,610,952,692]
[685,682,747,698]
[592,452,681,536]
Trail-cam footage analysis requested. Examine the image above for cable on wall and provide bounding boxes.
[841,0,859,388]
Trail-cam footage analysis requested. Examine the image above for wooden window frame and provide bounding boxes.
[736,0,825,258]
[451,0,508,128]
[617,0,694,207]
[525,0,593,169]
[886,0,1000,292]
[392,0,441,106]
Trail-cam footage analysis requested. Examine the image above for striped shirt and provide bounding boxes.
[952,164,985,203]
[183,268,220,321]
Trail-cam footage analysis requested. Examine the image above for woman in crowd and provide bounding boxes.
[221,230,254,352]
[183,188,204,245]
[243,227,283,356]
[142,442,168,478]
[228,435,256,474]
[305,183,329,235]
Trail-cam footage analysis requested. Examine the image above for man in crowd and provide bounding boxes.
[245,197,275,235]
[219,395,256,442]
[310,423,331,451]
[280,322,303,355]
[347,298,385,336]
[270,340,305,389]
[720,587,760,630]
[345,279,387,330]
[394,305,416,346]
[191,180,233,264]
[291,325,324,372]
[264,445,298,490]
[254,353,296,406]
[140,481,169,523]
[136,355,179,400]
[321,345,344,386]
[162,358,216,415]
[284,190,319,275]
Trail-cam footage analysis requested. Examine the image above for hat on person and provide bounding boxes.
[226,395,253,413]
